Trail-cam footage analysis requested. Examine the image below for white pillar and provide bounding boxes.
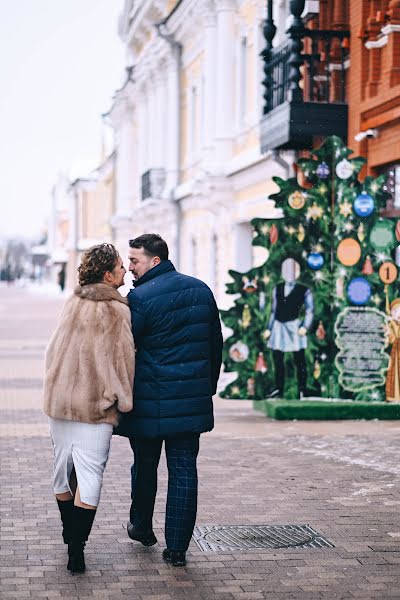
[164,48,180,196]
[153,71,166,169]
[215,0,236,165]
[115,102,135,218]
[202,1,218,165]
[147,78,156,168]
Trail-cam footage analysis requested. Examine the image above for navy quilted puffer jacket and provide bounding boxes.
[115,260,223,438]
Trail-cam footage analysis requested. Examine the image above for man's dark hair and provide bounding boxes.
[129,234,169,261]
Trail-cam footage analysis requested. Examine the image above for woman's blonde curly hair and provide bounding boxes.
[77,243,120,286]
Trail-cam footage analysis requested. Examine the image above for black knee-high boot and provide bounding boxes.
[56,499,74,544]
[67,506,97,574]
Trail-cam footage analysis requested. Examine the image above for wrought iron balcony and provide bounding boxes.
[260,0,350,151]
[141,168,166,201]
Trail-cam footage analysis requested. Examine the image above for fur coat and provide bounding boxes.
[43,283,134,426]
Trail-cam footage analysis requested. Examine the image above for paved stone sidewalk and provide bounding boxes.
[1,284,400,600]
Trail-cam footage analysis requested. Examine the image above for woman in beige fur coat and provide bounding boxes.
[43,243,134,574]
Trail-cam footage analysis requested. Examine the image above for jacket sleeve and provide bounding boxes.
[115,306,135,413]
[210,298,223,395]
[128,291,146,346]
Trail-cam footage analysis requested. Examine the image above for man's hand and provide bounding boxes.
[298,326,307,337]
[262,329,271,340]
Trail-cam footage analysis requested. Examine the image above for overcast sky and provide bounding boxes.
[0,0,125,239]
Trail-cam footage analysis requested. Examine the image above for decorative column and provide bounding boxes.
[215,0,236,165]
[164,47,180,196]
[261,0,276,115]
[114,99,136,218]
[286,0,306,103]
[202,1,217,164]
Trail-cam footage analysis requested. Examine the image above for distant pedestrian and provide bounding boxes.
[43,243,134,574]
[115,233,223,567]
[57,264,66,291]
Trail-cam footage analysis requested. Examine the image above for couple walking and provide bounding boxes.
[43,234,223,573]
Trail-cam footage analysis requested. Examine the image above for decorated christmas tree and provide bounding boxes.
[221,136,398,402]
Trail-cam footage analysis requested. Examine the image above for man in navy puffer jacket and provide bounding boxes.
[116,233,223,566]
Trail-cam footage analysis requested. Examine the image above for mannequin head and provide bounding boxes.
[281,258,300,283]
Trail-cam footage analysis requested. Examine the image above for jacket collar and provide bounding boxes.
[74,283,128,304]
[133,260,176,287]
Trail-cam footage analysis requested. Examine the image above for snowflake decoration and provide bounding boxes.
[287,225,296,235]
[318,184,328,195]
[262,275,270,285]
[375,251,390,263]
[320,353,327,361]
[339,200,352,217]
[372,294,381,306]
[312,243,324,253]
[370,390,380,401]
[306,203,324,220]
[261,224,270,235]
[343,221,354,233]
[231,386,241,396]
[313,271,326,284]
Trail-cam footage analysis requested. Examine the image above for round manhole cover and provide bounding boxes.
[203,525,313,549]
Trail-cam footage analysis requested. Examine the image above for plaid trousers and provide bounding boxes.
[129,434,200,552]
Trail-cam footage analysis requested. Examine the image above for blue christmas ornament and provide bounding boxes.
[347,277,372,306]
[316,162,330,179]
[307,252,324,270]
[353,192,374,218]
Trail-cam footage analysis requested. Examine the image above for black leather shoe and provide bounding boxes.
[162,548,186,566]
[266,389,281,399]
[127,522,157,546]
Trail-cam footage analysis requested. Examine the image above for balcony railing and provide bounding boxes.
[141,168,166,201]
[260,0,350,151]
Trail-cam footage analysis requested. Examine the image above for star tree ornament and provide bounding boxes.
[339,200,353,217]
[307,203,324,221]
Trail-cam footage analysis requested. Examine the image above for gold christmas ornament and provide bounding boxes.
[288,190,306,210]
[241,304,251,329]
[313,361,321,379]
[357,223,365,242]
[297,224,305,242]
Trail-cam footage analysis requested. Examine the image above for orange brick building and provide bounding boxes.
[348,0,400,195]
[260,0,400,205]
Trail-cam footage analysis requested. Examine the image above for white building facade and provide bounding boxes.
[111,0,292,307]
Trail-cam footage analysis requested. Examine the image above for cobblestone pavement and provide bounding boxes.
[2,283,400,600]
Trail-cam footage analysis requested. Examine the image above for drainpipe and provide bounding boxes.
[154,21,183,270]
